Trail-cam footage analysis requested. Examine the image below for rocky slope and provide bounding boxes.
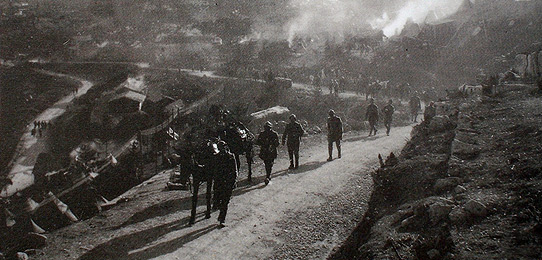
[330,83,542,259]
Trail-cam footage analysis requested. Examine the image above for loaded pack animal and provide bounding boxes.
[183,137,239,225]
[187,139,218,225]
[170,106,253,225]
[217,121,254,181]
[209,105,254,180]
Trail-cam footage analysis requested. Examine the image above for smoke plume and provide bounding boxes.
[283,0,465,42]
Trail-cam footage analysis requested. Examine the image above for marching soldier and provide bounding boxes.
[327,110,343,161]
[409,94,421,122]
[382,99,395,136]
[282,114,305,169]
[366,98,379,136]
[256,121,279,185]
[213,141,238,228]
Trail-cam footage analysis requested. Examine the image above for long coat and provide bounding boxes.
[327,115,343,141]
[256,129,279,161]
[214,150,238,189]
[282,121,305,149]
[366,104,379,123]
[382,104,395,123]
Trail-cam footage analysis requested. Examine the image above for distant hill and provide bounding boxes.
[2,0,541,89]
[364,0,542,89]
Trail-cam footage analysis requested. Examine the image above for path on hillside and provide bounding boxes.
[32,61,360,98]
[35,125,413,260]
[1,70,94,197]
[153,67,360,98]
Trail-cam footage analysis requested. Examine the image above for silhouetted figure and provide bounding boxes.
[409,95,421,122]
[366,98,379,136]
[382,99,395,136]
[327,110,343,161]
[282,114,305,169]
[256,121,279,185]
[213,141,238,228]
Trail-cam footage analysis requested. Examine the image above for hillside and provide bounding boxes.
[3,0,541,91]
[330,83,542,259]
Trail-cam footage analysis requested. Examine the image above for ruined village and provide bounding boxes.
[1,0,542,259]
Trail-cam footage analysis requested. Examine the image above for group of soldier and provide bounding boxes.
[205,96,439,226]
[360,98,396,137]
[30,120,50,138]
[255,114,305,186]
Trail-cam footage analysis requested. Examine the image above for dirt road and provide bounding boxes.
[35,125,412,260]
[1,70,94,197]
[35,61,359,98]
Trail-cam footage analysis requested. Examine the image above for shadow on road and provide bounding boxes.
[117,160,327,228]
[79,215,217,260]
[235,160,326,189]
[343,134,381,143]
[294,160,327,173]
[113,195,196,229]
[125,224,217,260]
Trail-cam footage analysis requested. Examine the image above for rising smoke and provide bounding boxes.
[284,0,465,43]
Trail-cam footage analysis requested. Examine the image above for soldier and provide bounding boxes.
[256,121,279,185]
[409,94,421,122]
[327,110,343,161]
[314,74,322,92]
[282,114,305,169]
[382,99,395,136]
[213,141,238,228]
[366,98,379,136]
[424,101,436,124]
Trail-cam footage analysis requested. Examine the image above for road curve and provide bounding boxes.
[1,71,94,197]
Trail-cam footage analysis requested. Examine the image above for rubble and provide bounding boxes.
[448,206,467,224]
[451,139,481,160]
[433,177,462,193]
[463,199,488,218]
[427,200,454,224]
[453,185,467,194]
[16,252,28,260]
